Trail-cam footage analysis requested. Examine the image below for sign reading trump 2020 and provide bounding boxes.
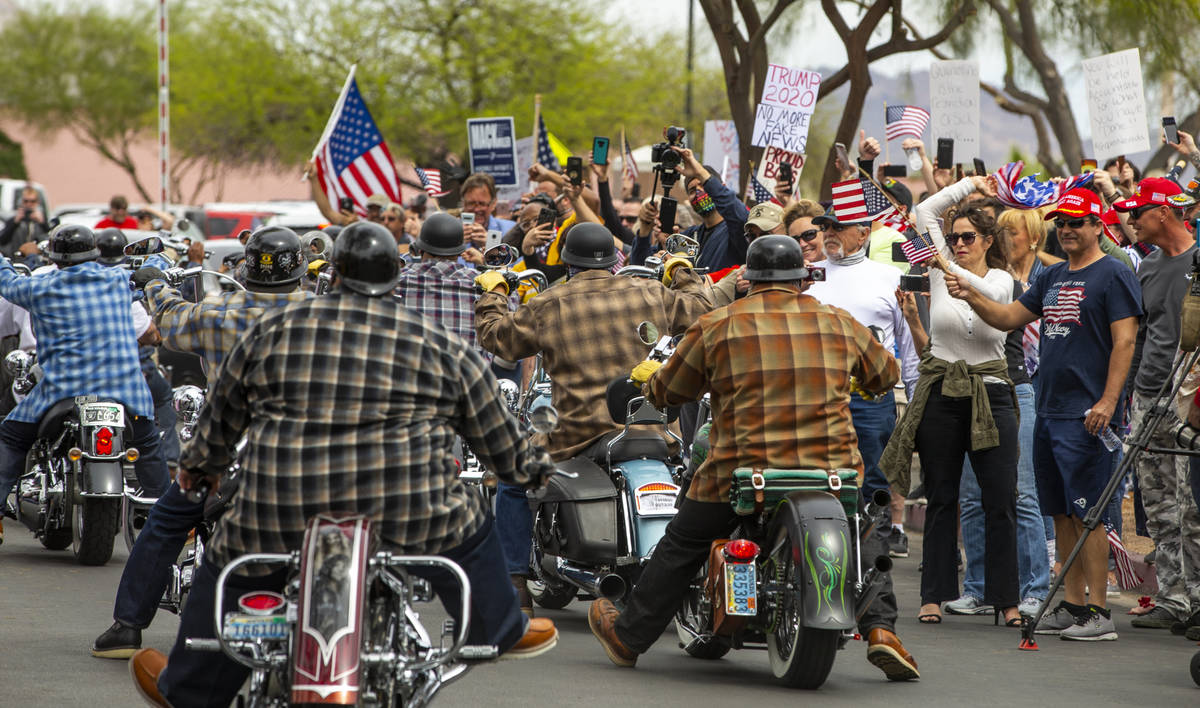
[467,117,519,187]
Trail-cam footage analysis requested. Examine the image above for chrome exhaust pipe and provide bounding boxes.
[854,554,893,623]
[553,557,627,601]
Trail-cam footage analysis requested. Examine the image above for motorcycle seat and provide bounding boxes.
[586,429,671,465]
[36,398,79,439]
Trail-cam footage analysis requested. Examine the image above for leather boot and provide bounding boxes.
[511,574,533,618]
[588,598,637,667]
[866,627,919,681]
[129,648,169,706]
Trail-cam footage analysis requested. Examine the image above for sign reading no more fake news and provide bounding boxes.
[467,117,520,187]
[752,64,821,153]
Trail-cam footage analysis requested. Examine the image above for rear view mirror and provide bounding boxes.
[124,235,164,257]
[529,403,560,434]
[484,243,518,268]
[637,321,659,346]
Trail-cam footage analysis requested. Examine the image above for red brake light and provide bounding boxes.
[238,591,285,615]
[724,539,759,561]
[94,426,113,456]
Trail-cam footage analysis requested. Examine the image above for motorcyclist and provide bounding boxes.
[587,235,921,681]
[131,222,559,708]
[92,226,311,660]
[0,225,169,541]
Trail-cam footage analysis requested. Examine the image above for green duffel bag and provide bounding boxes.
[729,468,859,517]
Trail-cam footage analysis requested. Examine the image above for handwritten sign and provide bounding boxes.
[467,116,519,187]
[929,60,980,160]
[1082,48,1150,161]
[703,120,740,189]
[755,146,805,193]
[752,104,813,153]
[761,64,821,110]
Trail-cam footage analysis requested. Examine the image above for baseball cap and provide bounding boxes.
[1112,177,1185,211]
[881,178,913,210]
[1043,188,1104,221]
[365,193,389,208]
[746,202,784,232]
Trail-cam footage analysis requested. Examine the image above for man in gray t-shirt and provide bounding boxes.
[1114,177,1200,630]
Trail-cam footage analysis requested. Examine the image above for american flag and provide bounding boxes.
[621,132,639,183]
[1044,285,1085,327]
[994,161,1095,209]
[900,231,937,265]
[862,179,908,231]
[1106,522,1143,590]
[310,66,401,214]
[829,179,870,222]
[885,105,931,142]
[749,173,781,205]
[414,167,450,198]
[536,115,561,172]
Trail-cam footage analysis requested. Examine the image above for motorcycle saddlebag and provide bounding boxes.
[536,456,618,564]
[729,468,859,517]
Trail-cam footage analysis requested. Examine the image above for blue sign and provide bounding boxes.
[467,117,519,187]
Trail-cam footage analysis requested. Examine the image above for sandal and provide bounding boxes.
[918,604,943,624]
[995,607,1023,627]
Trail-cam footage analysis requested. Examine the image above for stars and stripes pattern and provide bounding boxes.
[1106,522,1144,590]
[748,173,781,205]
[862,179,908,231]
[885,105,931,141]
[415,167,450,198]
[536,115,562,172]
[993,161,1095,209]
[311,68,401,215]
[1044,285,1085,326]
[622,133,639,184]
[900,231,937,265]
[830,179,870,222]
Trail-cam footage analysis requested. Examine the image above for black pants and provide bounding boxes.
[615,497,898,654]
[915,383,1019,606]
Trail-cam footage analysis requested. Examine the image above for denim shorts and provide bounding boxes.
[1032,415,1114,520]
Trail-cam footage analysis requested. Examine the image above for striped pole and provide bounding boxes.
[158,0,169,208]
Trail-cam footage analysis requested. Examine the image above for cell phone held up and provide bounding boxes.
[1164,116,1179,146]
[778,161,793,185]
[592,137,610,166]
[338,196,354,212]
[536,206,556,228]
[461,212,476,227]
[566,156,584,186]
[900,273,930,292]
[882,164,907,178]
[935,138,954,170]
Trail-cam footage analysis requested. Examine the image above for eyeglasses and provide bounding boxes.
[796,229,819,242]
[1052,218,1088,230]
[619,215,638,224]
[945,232,979,246]
[1129,204,1160,220]
[462,200,490,210]
[383,216,400,223]
[21,198,38,205]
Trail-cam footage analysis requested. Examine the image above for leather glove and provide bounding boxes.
[662,256,693,285]
[630,360,663,384]
[474,270,510,295]
[131,266,167,290]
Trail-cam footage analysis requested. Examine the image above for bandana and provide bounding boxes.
[829,248,866,266]
[690,190,715,215]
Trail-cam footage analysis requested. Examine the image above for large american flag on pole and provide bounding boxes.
[885,105,931,141]
[536,115,562,172]
[311,65,401,214]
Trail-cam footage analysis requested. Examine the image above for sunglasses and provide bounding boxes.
[946,232,979,246]
[819,222,851,233]
[619,215,638,223]
[1052,218,1089,230]
[796,229,819,242]
[1129,204,1160,220]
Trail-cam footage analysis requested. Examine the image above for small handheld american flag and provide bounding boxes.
[414,168,450,198]
[900,231,937,265]
[621,131,639,184]
[1106,522,1143,590]
[749,173,781,205]
[885,105,931,142]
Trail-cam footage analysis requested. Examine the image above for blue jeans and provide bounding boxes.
[113,481,204,628]
[849,390,897,501]
[489,361,532,576]
[960,383,1049,602]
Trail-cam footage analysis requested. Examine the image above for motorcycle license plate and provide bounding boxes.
[81,404,123,427]
[634,483,680,516]
[223,614,289,640]
[724,562,757,616]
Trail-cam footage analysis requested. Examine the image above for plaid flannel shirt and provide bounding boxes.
[182,291,534,567]
[145,280,312,376]
[0,257,152,423]
[645,285,899,503]
[475,268,716,460]
[394,258,486,355]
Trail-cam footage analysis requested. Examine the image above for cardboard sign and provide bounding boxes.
[703,120,740,189]
[929,60,980,161]
[1082,48,1150,161]
[761,64,821,111]
[751,104,813,153]
[755,146,806,193]
[467,117,519,187]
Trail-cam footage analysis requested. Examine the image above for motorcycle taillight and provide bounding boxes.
[238,591,286,615]
[723,539,759,561]
[94,426,114,456]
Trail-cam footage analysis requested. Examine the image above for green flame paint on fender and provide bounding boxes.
[803,529,848,614]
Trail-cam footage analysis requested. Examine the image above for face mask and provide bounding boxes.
[690,189,715,215]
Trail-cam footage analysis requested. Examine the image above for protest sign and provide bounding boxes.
[703,120,740,189]
[752,104,813,153]
[929,60,980,160]
[755,146,805,193]
[761,64,821,111]
[467,116,519,187]
[1082,48,1150,161]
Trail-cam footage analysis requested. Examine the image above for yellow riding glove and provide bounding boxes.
[474,270,510,295]
[631,360,663,384]
[307,259,327,276]
[662,256,693,285]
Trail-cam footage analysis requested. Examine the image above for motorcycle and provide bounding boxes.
[2,349,140,565]
[526,323,683,610]
[187,513,501,707]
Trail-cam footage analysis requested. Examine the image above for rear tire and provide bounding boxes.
[73,491,120,566]
[766,524,839,689]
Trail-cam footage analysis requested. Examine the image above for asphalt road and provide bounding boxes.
[1,527,1197,707]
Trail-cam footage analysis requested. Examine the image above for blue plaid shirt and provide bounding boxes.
[0,257,153,423]
[394,259,487,355]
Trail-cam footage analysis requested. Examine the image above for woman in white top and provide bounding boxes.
[904,176,1021,626]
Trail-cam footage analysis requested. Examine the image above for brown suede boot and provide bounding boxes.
[866,628,919,681]
[511,574,534,618]
[588,598,638,667]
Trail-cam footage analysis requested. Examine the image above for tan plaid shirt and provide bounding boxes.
[475,268,716,460]
[645,284,899,503]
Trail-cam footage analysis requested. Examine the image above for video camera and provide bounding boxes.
[649,126,687,233]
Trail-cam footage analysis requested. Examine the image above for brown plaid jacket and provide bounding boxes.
[475,268,716,460]
[645,284,899,503]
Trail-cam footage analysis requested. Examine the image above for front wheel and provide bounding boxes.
[72,479,120,566]
[765,524,839,689]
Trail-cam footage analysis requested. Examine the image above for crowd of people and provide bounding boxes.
[2,117,1200,706]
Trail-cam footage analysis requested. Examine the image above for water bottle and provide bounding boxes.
[905,147,924,172]
[1085,409,1122,451]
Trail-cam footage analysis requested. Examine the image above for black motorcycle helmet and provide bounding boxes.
[323,224,343,241]
[743,234,808,282]
[47,224,100,266]
[242,226,306,286]
[412,212,467,256]
[560,222,617,269]
[334,221,400,296]
[95,227,128,265]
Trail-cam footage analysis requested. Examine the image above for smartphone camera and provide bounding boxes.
[566,157,584,186]
[593,137,610,166]
[338,197,354,212]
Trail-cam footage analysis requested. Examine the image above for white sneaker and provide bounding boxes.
[943,595,993,615]
[1059,607,1118,641]
[1018,597,1042,617]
